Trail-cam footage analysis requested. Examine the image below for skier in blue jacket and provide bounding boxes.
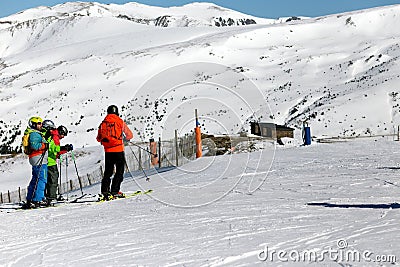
[22,116,49,209]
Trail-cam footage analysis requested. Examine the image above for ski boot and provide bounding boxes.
[21,201,37,209]
[98,192,114,202]
[45,198,56,207]
[112,192,126,199]
[33,200,49,208]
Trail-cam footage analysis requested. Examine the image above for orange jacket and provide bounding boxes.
[29,143,47,158]
[96,114,133,152]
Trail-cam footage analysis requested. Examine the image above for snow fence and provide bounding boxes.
[0,136,197,204]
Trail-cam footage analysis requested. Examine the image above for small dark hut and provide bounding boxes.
[250,122,294,142]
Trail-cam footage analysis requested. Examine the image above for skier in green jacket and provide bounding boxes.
[42,120,73,205]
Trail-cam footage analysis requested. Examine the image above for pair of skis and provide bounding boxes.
[1,190,153,212]
[96,189,153,203]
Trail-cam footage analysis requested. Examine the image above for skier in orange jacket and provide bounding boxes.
[97,105,133,200]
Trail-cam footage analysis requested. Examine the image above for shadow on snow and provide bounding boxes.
[377,166,400,170]
[307,202,400,209]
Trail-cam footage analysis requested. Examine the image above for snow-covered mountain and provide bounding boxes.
[0,1,275,31]
[0,4,399,265]
[0,2,400,153]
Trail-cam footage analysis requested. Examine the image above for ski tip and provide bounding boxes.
[132,190,142,196]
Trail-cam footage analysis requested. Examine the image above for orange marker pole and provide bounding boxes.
[149,138,159,166]
[195,109,202,158]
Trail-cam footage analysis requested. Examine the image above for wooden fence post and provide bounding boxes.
[87,173,92,185]
[147,143,151,170]
[70,180,73,191]
[398,125,400,141]
[78,175,83,190]
[158,137,162,168]
[139,149,142,170]
[18,187,22,202]
[175,130,179,166]
[8,190,11,203]
[0,192,3,204]
[131,154,136,171]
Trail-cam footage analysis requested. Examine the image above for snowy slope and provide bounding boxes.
[0,2,274,62]
[0,1,399,193]
[0,138,399,266]
[0,3,399,265]
[0,3,399,154]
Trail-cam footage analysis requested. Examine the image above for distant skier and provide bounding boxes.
[96,105,133,200]
[22,117,48,209]
[42,120,73,206]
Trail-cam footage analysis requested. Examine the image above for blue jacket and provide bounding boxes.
[29,131,45,151]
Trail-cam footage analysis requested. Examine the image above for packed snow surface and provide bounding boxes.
[0,138,399,266]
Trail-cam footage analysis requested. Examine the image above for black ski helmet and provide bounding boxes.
[42,119,56,131]
[57,125,68,136]
[107,105,119,116]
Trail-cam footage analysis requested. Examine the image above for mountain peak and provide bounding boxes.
[0,1,275,28]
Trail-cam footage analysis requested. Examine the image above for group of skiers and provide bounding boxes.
[23,105,133,208]
[23,117,72,209]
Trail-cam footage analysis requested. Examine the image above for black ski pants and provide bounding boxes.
[45,165,59,200]
[101,151,126,195]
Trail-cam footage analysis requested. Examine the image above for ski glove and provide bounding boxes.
[61,144,73,151]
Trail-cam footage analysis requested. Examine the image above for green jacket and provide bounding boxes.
[47,136,61,167]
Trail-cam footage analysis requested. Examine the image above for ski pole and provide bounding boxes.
[65,153,69,201]
[58,155,63,199]
[128,146,150,181]
[129,141,158,157]
[70,151,84,196]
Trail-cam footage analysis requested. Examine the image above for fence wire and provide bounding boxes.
[1,135,197,204]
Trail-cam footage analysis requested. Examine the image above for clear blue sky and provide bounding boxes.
[1,0,400,19]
